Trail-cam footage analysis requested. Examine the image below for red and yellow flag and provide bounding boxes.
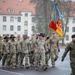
[48,20,63,37]
[48,2,64,37]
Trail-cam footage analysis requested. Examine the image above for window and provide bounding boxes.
[17,17,21,22]
[66,27,69,32]
[73,17,75,23]
[72,27,75,32]
[24,30,28,35]
[8,9,14,13]
[32,17,35,22]
[17,26,21,31]
[3,16,6,22]
[10,25,14,31]
[24,21,28,25]
[3,25,6,31]
[25,13,28,17]
[10,17,14,22]
[66,35,69,41]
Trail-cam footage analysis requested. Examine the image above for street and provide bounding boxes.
[0,48,71,75]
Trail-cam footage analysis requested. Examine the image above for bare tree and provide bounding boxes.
[30,0,75,40]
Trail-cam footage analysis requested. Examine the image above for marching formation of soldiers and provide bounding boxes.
[0,32,60,71]
[0,32,75,75]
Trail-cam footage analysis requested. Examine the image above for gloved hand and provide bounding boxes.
[48,49,51,52]
[58,49,60,52]
[61,58,64,62]
[0,54,2,60]
[31,51,34,54]
[1,53,4,55]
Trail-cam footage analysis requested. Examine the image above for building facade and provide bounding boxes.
[0,0,35,37]
[64,17,75,44]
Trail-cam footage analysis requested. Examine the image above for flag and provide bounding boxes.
[48,2,64,37]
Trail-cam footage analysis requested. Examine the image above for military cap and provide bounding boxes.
[71,34,75,38]
[38,33,45,37]
[10,35,15,38]
[23,35,28,39]
[4,36,9,39]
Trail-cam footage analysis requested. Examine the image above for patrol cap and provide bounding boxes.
[71,34,75,38]
[4,36,9,39]
[23,35,28,39]
[38,33,45,37]
[10,35,15,39]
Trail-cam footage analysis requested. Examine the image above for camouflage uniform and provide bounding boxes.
[16,40,22,67]
[49,36,59,67]
[9,40,17,68]
[2,41,10,68]
[34,39,46,70]
[29,38,36,66]
[62,40,75,75]
[0,37,3,60]
[21,39,29,68]
[45,38,50,67]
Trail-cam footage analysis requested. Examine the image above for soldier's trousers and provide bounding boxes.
[25,53,29,65]
[45,53,50,66]
[11,53,16,67]
[20,53,25,66]
[50,49,58,65]
[34,52,46,66]
[70,62,75,75]
[2,54,10,66]
[2,54,7,66]
[29,52,34,65]
[0,51,2,60]
[16,53,22,65]
[20,53,29,66]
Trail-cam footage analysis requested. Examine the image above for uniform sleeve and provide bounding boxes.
[62,43,70,60]
[44,41,48,51]
[49,38,51,49]
[2,43,5,53]
[57,39,60,49]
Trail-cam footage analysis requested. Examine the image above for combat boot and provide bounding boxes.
[20,64,24,68]
[52,64,55,68]
[12,64,16,69]
[2,65,4,68]
[54,56,58,61]
[2,61,5,68]
[25,64,29,69]
[30,64,33,67]
[42,65,47,71]
[6,65,10,69]
[12,66,16,69]
[34,66,38,70]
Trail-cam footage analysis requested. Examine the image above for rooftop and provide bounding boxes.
[0,0,36,15]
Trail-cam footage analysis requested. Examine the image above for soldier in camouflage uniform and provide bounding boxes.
[0,36,3,60]
[21,35,29,68]
[49,33,60,67]
[2,36,10,68]
[34,33,47,70]
[9,35,17,69]
[29,34,36,67]
[62,34,75,75]
[16,35,22,67]
[45,35,50,67]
